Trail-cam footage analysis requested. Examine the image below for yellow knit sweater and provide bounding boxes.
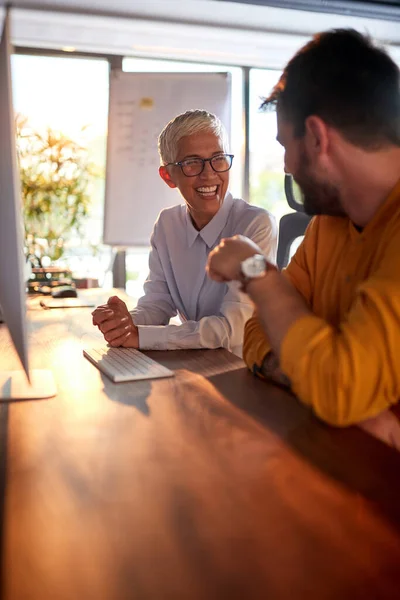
[243,179,400,426]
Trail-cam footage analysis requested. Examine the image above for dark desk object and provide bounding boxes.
[1,290,400,599]
[27,266,73,294]
[51,285,78,298]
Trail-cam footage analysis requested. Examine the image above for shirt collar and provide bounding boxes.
[185,192,234,249]
[348,176,400,241]
[365,176,400,234]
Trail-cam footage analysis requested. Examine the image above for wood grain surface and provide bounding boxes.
[1,290,400,600]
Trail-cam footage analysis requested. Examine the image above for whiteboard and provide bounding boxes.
[103,72,231,246]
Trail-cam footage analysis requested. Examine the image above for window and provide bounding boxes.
[12,54,291,296]
[12,53,111,285]
[249,68,291,222]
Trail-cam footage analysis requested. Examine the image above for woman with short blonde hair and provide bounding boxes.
[93,109,277,357]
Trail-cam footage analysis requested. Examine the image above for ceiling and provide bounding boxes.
[1,0,399,30]
[218,0,400,21]
[1,0,400,67]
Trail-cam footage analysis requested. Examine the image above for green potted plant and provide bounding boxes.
[16,116,97,265]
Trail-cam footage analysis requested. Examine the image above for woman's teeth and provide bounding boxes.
[197,186,218,196]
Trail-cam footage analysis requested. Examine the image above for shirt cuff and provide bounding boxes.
[280,314,328,387]
[138,325,169,350]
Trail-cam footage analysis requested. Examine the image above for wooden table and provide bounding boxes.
[1,290,400,599]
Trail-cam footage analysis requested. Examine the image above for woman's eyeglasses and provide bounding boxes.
[167,154,234,177]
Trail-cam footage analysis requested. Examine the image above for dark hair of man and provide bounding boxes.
[262,29,400,149]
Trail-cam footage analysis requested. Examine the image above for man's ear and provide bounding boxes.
[159,166,177,189]
[304,115,329,158]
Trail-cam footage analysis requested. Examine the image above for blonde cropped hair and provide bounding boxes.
[158,109,229,165]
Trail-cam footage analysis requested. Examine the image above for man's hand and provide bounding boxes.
[207,235,263,282]
[91,296,139,348]
[358,409,400,450]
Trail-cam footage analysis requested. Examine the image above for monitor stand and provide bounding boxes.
[0,370,57,401]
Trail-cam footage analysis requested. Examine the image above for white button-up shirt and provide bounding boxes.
[130,193,277,357]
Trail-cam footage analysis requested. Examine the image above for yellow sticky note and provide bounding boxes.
[139,97,154,110]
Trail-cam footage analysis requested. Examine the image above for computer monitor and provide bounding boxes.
[0,9,56,400]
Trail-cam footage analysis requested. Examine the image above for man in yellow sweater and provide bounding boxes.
[207,29,400,446]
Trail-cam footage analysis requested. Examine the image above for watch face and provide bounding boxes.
[242,254,266,278]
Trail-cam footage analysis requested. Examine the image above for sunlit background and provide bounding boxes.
[12,53,286,297]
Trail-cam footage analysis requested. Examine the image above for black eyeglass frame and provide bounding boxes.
[166,154,234,177]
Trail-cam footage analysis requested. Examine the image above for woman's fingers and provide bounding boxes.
[92,308,114,326]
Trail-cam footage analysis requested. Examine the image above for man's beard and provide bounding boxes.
[294,154,346,218]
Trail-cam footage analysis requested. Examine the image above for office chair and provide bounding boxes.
[277,175,312,269]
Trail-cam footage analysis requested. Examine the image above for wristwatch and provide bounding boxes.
[240,254,268,284]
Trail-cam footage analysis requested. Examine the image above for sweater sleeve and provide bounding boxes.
[243,217,316,373]
[280,240,400,425]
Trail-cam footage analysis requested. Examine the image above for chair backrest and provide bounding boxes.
[277,175,311,269]
[284,173,305,212]
[277,212,311,269]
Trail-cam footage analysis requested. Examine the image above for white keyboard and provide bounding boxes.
[83,346,175,383]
